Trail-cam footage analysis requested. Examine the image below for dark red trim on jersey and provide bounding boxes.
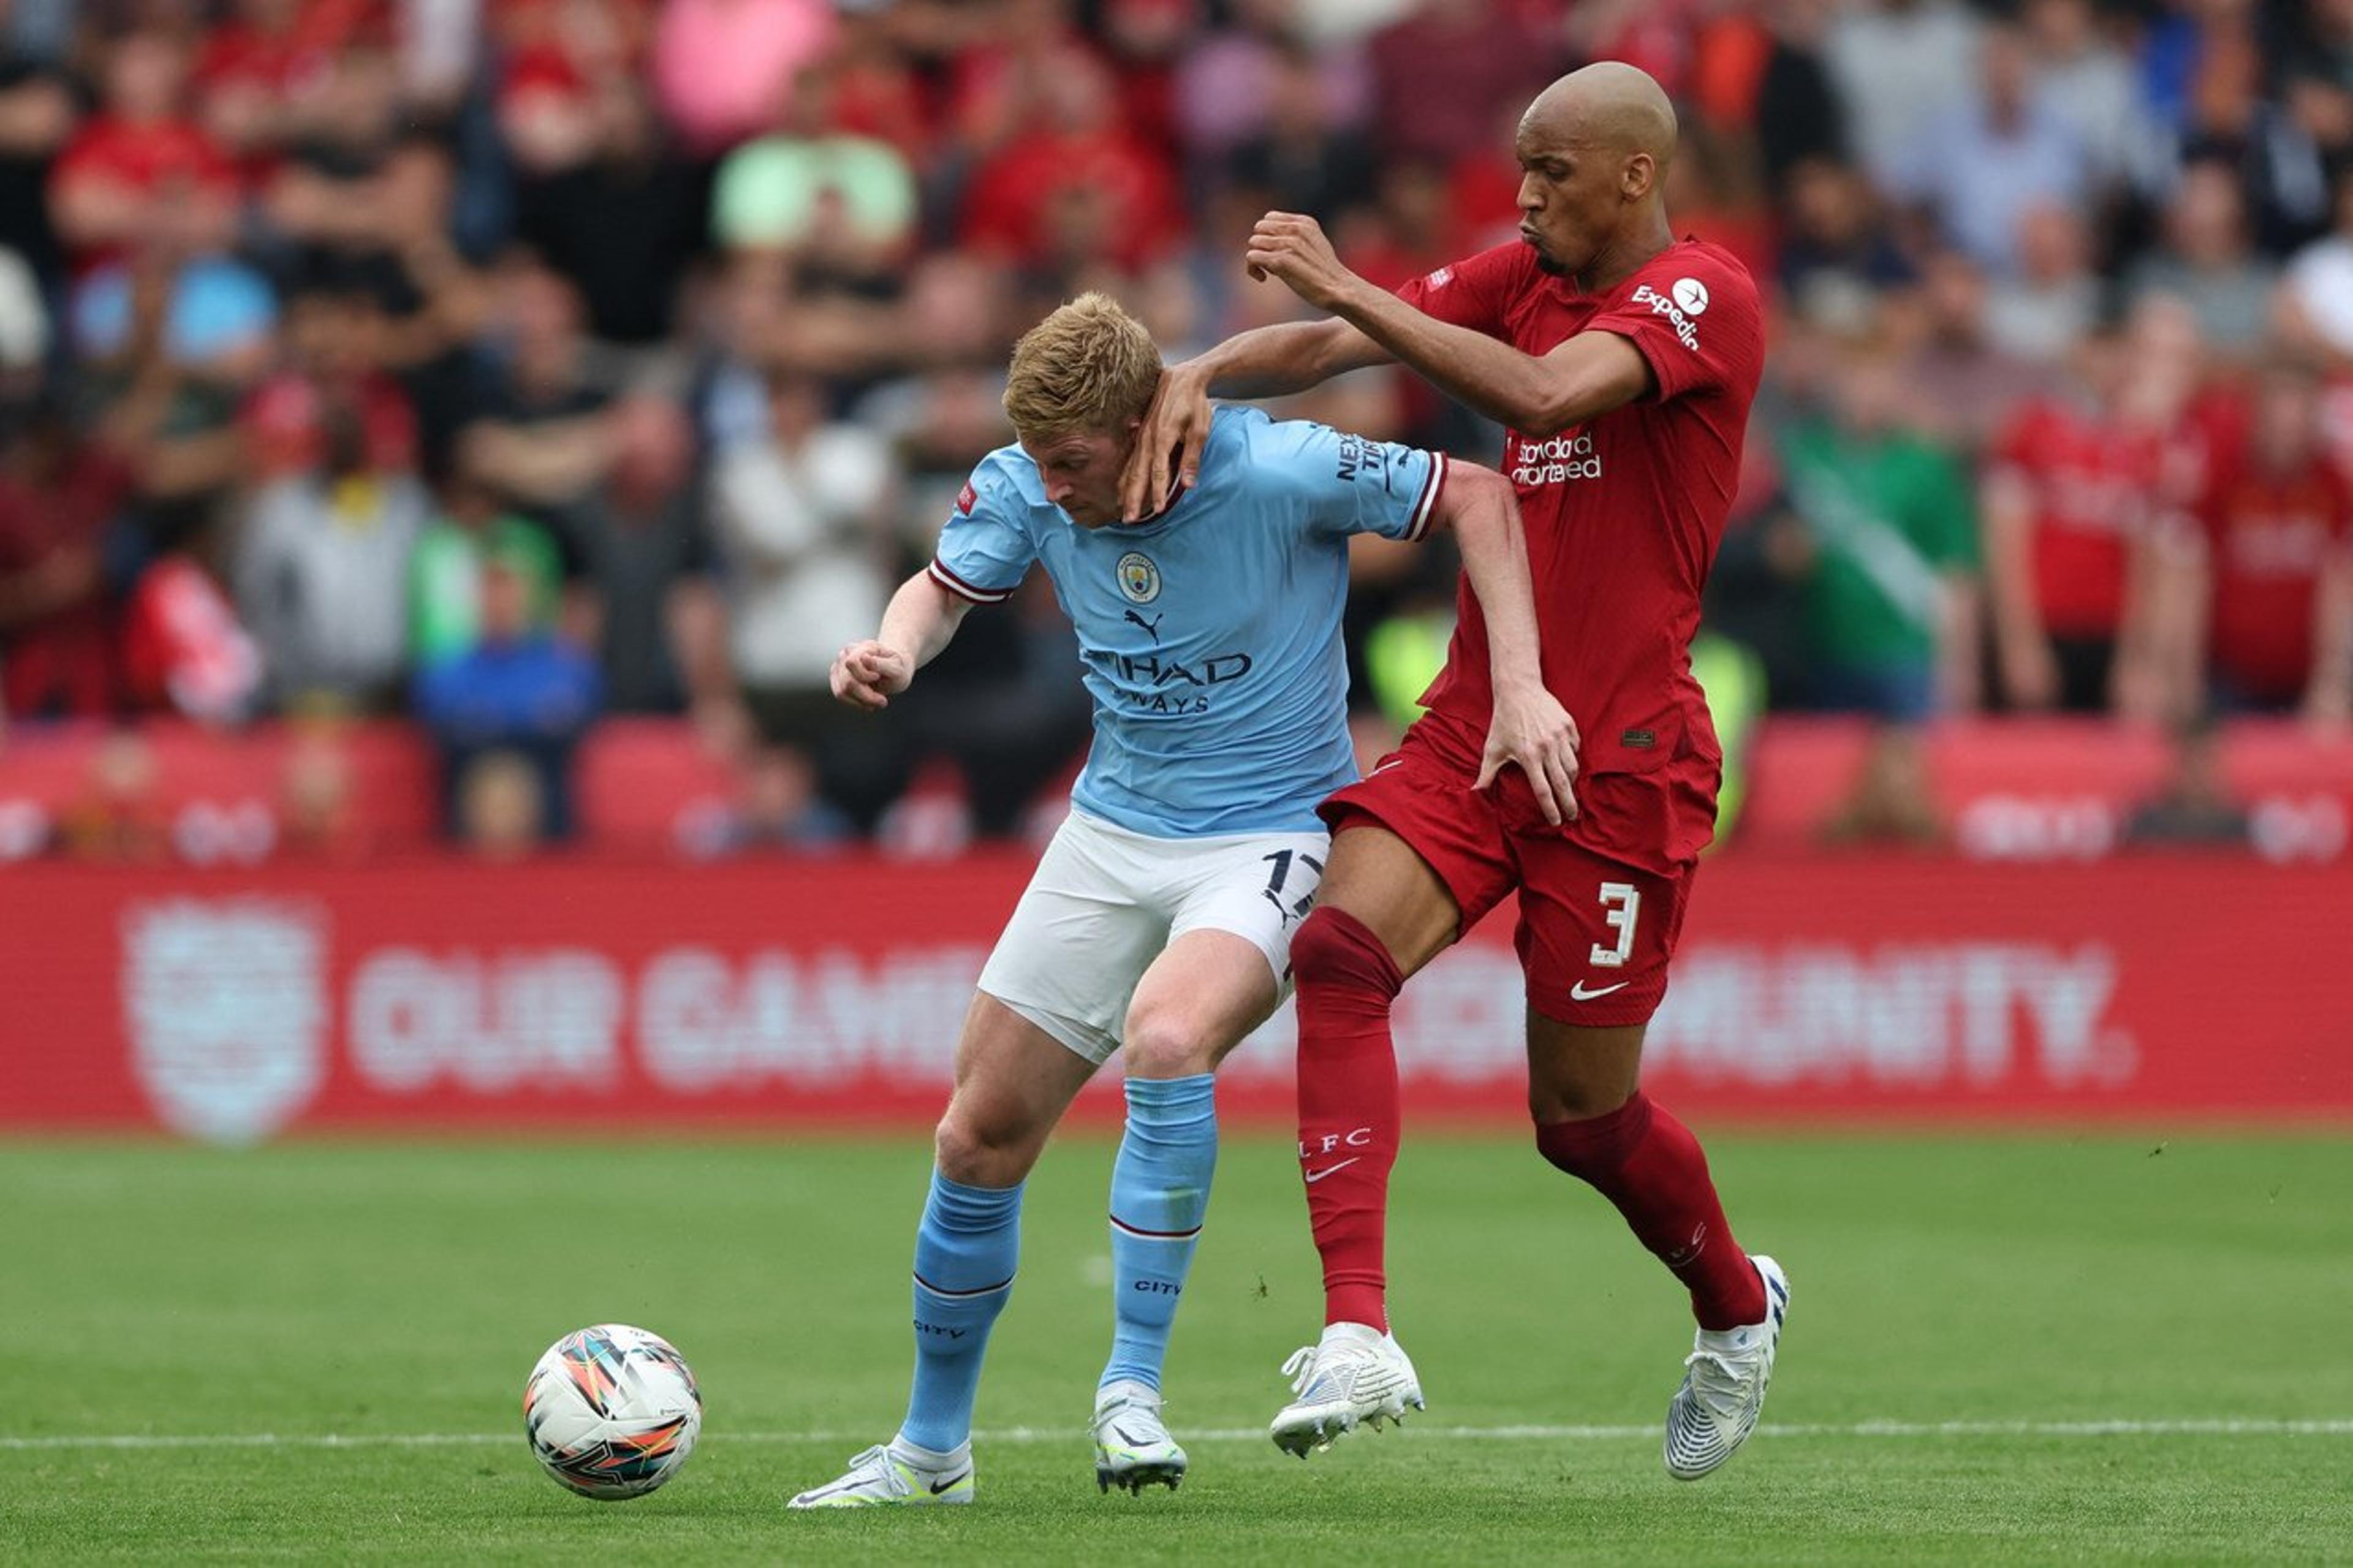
[927,559,1013,604]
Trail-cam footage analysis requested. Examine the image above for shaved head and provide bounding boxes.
[1521,61,1678,172]
[1510,62,1680,288]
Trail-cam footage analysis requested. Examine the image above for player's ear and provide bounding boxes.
[1623,152,1654,202]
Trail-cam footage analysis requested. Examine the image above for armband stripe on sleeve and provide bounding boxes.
[928,559,1014,604]
[1407,452,1449,542]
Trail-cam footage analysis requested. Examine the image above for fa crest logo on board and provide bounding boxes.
[1116,551,1161,604]
[1672,277,1710,316]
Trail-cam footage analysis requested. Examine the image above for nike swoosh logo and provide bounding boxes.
[929,1469,971,1494]
[1303,1159,1360,1183]
[1569,979,1630,1001]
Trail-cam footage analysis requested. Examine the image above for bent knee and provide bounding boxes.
[934,1104,1044,1187]
[1120,1007,1216,1078]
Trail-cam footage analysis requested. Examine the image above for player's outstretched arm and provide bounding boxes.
[1245,212,1653,438]
[830,572,972,711]
[1435,461,1583,824]
[1118,319,1393,521]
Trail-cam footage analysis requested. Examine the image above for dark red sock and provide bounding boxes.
[1290,905,1404,1331]
[1535,1093,1767,1331]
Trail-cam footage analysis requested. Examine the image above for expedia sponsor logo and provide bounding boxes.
[1629,281,1702,352]
[1510,430,1602,487]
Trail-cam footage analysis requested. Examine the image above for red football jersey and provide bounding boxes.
[1986,398,2167,640]
[1394,238,1764,781]
[2196,453,2352,701]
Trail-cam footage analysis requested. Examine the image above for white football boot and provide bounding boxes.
[1663,1254,1791,1480]
[1268,1322,1425,1457]
[1092,1380,1187,1494]
[788,1439,974,1507]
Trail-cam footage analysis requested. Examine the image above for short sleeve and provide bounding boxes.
[1243,415,1449,543]
[1393,243,1533,339]
[926,460,1037,604]
[1584,249,1762,404]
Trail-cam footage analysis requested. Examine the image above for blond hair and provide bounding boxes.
[1002,292,1161,442]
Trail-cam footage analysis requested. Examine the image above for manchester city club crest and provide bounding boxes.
[1116,551,1161,604]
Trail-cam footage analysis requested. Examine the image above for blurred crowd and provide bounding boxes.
[2,0,2351,856]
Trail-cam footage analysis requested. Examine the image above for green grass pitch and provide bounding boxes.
[5,1131,2349,1563]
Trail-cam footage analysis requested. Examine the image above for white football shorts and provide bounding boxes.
[977,808,1329,1064]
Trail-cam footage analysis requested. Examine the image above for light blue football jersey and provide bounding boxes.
[928,405,1448,838]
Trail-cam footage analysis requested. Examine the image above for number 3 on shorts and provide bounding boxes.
[1590,881,1640,969]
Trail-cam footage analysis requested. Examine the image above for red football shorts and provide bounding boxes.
[1317,722,1717,1026]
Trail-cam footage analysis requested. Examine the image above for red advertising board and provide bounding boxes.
[2,854,2348,1140]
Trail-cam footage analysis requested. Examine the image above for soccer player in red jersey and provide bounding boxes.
[1119,62,1787,1480]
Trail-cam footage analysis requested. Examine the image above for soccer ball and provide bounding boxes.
[523,1324,703,1499]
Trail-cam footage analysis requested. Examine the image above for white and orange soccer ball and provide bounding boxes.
[523,1324,703,1499]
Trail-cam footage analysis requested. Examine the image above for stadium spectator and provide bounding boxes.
[1776,341,1982,721]
[1221,41,1377,227]
[0,394,126,719]
[240,284,418,482]
[709,366,894,822]
[1740,0,1849,195]
[1982,205,2101,363]
[562,394,731,720]
[0,3,73,290]
[2017,0,2161,199]
[452,744,550,859]
[513,75,705,350]
[412,540,601,840]
[958,48,1180,276]
[1776,158,1917,338]
[2153,358,2353,721]
[1366,0,1556,167]
[1892,22,2089,277]
[1898,250,2053,454]
[408,448,567,667]
[462,260,618,524]
[2126,157,2281,357]
[709,64,918,264]
[2122,713,2253,847]
[1981,328,2148,713]
[2283,167,2353,361]
[48,30,240,270]
[652,0,838,159]
[233,389,428,712]
[1825,0,1982,196]
[118,532,265,725]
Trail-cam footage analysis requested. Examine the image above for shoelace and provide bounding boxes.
[1280,1345,1320,1397]
[1680,1350,1752,1419]
[839,1444,910,1498]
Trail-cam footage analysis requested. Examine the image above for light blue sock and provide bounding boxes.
[900,1169,1022,1453]
[1100,1073,1218,1393]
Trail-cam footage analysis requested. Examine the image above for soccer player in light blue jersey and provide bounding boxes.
[788,293,1577,1508]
